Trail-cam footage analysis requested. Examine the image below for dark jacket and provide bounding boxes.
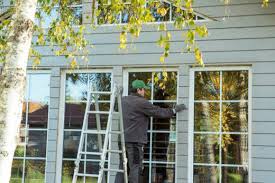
[122,93,174,144]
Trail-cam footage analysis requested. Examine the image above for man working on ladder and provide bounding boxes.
[115,79,187,183]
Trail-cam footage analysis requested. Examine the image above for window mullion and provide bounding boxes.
[219,71,222,183]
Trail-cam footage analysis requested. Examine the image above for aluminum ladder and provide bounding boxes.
[72,83,128,183]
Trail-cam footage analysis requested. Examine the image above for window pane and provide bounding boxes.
[194,102,220,132]
[62,161,100,183]
[128,72,152,99]
[144,134,150,161]
[153,72,177,100]
[143,164,150,183]
[222,71,248,100]
[24,160,45,183]
[193,166,219,183]
[15,126,25,157]
[153,103,176,131]
[66,73,88,101]
[152,133,175,162]
[97,4,121,24]
[29,74,50,103]
[222,167,248,183]
[63,131,81,158]
[195,71,220,100]
[62,161,80,183]
[10,159,23,183]
[151,163,175,183]
[194,134,219,164]
[65,102,86,129]
[28,102,48,128]
[121,4,133,23]
[222,135,248,165]
[222,102,248,132]
[85,134,105,160]
[88,73,112,92]
[149,1,170,22]
[26,130,47,157]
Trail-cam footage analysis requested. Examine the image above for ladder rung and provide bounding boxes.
[102,168,124,173]
[88,111,109,114]
[80,151,102,155]
[76,173,99,177]
[90,91,112,95]
[84,130,106,134]
[106,150,123,153]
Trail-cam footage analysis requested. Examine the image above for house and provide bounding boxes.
[1,0,275,183]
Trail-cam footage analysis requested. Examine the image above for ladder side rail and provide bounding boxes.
[97,86,117,183]
[72,91,92,183]
[117,93,128,183]
[94,95,103,151]
[95,94,106,183]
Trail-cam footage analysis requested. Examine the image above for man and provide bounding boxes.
[115,79,186,183]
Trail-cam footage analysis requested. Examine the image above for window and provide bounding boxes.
[61,71,112,182]
[97,0,207,25]
[124,68,178,183]
[11,73,50,183]
[189,68,251,183]
[36,0,83,28]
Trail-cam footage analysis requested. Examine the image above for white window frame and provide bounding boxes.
[12,70,51,183]
[123,67,179,183]
[188,66,252,183]
[56,69,113,183]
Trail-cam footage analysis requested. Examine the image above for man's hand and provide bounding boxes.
[174,104,187,112]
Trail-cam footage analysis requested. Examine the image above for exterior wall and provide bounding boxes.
[0,0,272,182]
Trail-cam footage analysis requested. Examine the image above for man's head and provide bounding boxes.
[131,80,150,97]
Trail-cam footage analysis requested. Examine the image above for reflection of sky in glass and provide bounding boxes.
[66,74,88,101]
[35,8,59,28]
[28,74,50,103]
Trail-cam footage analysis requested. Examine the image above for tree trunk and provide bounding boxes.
[0,0,37,182]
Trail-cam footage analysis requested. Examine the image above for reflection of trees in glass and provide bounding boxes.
[24,160,45,182]
[194,102,220,132]
[193,166,219,183]
[195,71,220,100]
[194,70,249,182]
[153,71,177,100]
[66,73,111,101]
[222,71,248,100]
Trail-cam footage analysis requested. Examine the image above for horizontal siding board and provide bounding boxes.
[77,26,275,44]
[252,146,275,158]
[252,158,275,171]
[252,98,275,109]
[253,62,275,74]
[193,0,271,7]
[34,38,275,55]
[252,170,275,183]
[252,134,275,146]
[194,2,275,18]
[253,86,275,98]
[252,109,275,121]
[252,122,275,133]
[33,51,275,68]
[253,73,275,86]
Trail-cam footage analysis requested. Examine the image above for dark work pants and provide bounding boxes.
[114,142,144,183]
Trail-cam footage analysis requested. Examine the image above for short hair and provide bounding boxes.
[130,88,138,93]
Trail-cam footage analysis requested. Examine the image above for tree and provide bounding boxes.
[0,0,269,182]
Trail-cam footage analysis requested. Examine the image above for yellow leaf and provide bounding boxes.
[195,48,204,66]
[70,59,77,69]
[160,55,165,63]
[157,7,167,16]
